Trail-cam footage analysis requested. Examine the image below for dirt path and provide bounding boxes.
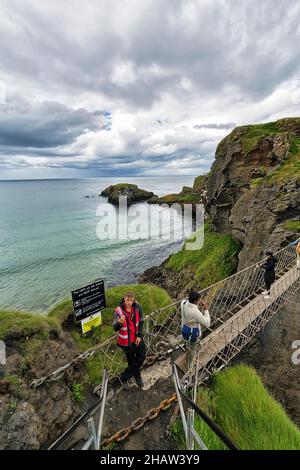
[61,357,179,450]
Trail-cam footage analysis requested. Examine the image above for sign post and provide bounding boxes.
[72,280,106,334]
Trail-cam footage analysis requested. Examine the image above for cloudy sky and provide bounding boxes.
[1,0,300,179]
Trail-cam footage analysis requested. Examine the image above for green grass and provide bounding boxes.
[48,298,74,325]
[111,183,137,189]
[266,136,300,184]
[4,374,24,399]
[0,310,59,341]
[216,121,281,158]
[157,193,201,204]
[172,365,300,450]
[193,174,208,193]
[71,382,85,402]
[1,283,172,351]
[282,220,300,233]
[249,177,264,188]
[85,349,126,386]
[0,284,173,387]
[19,337,47,373]
[166,222,240,290]
[239,122,281,154]
[50,284,173,352]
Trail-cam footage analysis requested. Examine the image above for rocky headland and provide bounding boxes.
[1,118,300,449]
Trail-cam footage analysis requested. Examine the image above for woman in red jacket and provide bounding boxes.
[113,291,146,390]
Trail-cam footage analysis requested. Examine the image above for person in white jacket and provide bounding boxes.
[181,291,210,369]
[289,238,300,269]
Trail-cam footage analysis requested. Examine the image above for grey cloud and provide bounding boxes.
[1,0,300,108]
[0,96,106,148]
[0,0,300,176]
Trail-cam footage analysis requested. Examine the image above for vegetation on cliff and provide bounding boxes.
[0,310,60,342]
[148,174,208,205]
[266,135,300,184]
[0,284,173,387]
[216,118,300,159]
[166,222,241,290]
[172,365,300,450]
[207,117,300,270]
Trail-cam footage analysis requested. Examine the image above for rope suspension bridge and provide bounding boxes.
[31,243,300,391]
[40,242,300,450]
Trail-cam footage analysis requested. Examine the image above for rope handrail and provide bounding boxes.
[30,242,300,388]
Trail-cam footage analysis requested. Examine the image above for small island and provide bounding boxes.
[100,175,208,207]
[100,183,156,205]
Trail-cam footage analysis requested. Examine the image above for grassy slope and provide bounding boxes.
[216,120,300,186]
[283,220,300,233]
[0,284,173,386]
[0,310,59,341]
[240,121,281,153]
[172,365,300,450]
[266,135,300,184]
[166,222,241,289]
[49,283,173,385]
[0,283,172,346]
[48,283,173,350]
[215,121,281,159]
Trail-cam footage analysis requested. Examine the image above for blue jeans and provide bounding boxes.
[181,325,200,343]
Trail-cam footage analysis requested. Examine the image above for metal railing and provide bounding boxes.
[31,243,299,388]
[173,364,239,451]
[48,369,109,450]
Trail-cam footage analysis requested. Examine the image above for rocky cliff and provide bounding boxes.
[206,118,300,270]
[140,118,300,297]
[148,174,208,206]
[100,183,155,205]
[0,327,81,449]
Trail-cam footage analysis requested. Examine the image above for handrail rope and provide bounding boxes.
[31,244,298,388]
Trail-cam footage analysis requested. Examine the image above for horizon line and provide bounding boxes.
[0,174,203,182]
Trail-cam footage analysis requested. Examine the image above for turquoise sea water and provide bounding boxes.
[0,176,195,313]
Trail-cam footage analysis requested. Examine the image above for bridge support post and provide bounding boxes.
[87,417,97,450]
[145,317,152,351]
[187,408,194,450]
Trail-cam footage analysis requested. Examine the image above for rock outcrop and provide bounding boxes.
[148,175,208,206]
[0,330,81,449]
[100,183,155,205]
[206,118,300,270]
[234,289,300,427]
[140,118,300,296]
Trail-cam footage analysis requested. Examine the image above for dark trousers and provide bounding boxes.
[119,341,146,381]
[265,273,275,293]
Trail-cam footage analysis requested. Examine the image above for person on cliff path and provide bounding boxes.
[181,291,210,372]
[262,252,278,299]
[288,238,300,269]
[113,290,146,390]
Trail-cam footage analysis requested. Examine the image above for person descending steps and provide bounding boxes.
[113,290,146,390]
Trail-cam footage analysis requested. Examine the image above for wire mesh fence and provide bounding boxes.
[31,244,299,388]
